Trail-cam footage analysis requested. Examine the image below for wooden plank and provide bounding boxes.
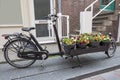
[69,46,109,56]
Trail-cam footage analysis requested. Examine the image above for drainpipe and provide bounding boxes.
[119,4,120,14]
[57,0,62,39]
[117,15,120,42]
[117,4,120,42]
[58,0,61,13]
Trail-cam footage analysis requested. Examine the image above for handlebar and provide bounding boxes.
[49,14,58,23]
[48,14,58,18]
[44,14,58,22]
[40,14,58,20]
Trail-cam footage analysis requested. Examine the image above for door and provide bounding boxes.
[34,0,56,43]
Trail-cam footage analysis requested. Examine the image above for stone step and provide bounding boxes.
[93,16,108,20]
[93,10,119,20]
[92,10,119,40]
[93,26,106,32]
[97,12,114,16]
[93,15,118,21]
[93,21,103,25]
[93,26,115,35]
[93,20,112,26]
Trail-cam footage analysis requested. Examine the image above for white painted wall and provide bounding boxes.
[20,0,32,27]
[0,0,22,24]
[0,26,23,48]
[0,0,31,48]
[80,11,92,33]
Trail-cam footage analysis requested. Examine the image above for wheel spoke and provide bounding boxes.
[107,42,116,57]
[4,39,37,68]
[7,47,18,53]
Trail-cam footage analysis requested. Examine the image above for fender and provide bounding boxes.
[2,37,32,52]
[2,38,17,51]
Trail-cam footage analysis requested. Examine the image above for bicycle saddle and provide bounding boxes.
[22,27,35,32]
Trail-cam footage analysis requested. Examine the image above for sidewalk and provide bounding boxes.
[82,69,120,80]
[0,44,120,80]
[69,64,120,80]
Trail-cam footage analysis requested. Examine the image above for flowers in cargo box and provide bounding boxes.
[62,33,110,46]
[76,33,90,45]
[61,37,75,45]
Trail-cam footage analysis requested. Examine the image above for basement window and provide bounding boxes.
[102,0,109,5]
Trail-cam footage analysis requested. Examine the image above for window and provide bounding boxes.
[0,0,22,25]
[35,24,49,37]
[34,0,50,20]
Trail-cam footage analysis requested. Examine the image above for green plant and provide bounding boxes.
[62,38,75,45]
[77,33,90,44]
[62,33,110,46]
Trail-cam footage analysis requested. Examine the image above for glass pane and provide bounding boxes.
[36,24,49,37]
[34,0,50,20]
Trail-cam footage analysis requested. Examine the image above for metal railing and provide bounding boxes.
[93,0,115,19]
[57,13,70,38]
[84,0,115,20]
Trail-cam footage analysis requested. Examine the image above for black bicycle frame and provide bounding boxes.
[53,24,62,53]
[28,24,63,56]
[29,33,44,51]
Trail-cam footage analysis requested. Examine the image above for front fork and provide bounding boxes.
[53,24,64,57]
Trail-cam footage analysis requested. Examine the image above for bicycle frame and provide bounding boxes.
[29,24,64,57]
[2,14,64,61]
[26,19,64,58]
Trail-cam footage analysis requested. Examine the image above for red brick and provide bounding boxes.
[56,0,120,34]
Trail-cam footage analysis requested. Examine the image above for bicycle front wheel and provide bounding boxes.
[105,41,116,58]
[4,38,38,68]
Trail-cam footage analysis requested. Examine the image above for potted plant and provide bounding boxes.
[76,33,90,49]
[89,33,102,47]
[61,37,76,53]
[100,35,110,46]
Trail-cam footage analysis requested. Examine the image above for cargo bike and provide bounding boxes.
[2,14,116,68]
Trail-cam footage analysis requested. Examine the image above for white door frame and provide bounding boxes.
[20,0,70,43]
[21,0,57,43]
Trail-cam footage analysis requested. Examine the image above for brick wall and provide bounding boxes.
[61,0,98,34]
[115,0,120,10]
[61,0,83,34]
[60,0,119,34]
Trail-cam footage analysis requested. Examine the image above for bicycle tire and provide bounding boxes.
[105,41,116,58]
[4,38,38,68]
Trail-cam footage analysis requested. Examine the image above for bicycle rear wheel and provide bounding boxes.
[4,38,38,68]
